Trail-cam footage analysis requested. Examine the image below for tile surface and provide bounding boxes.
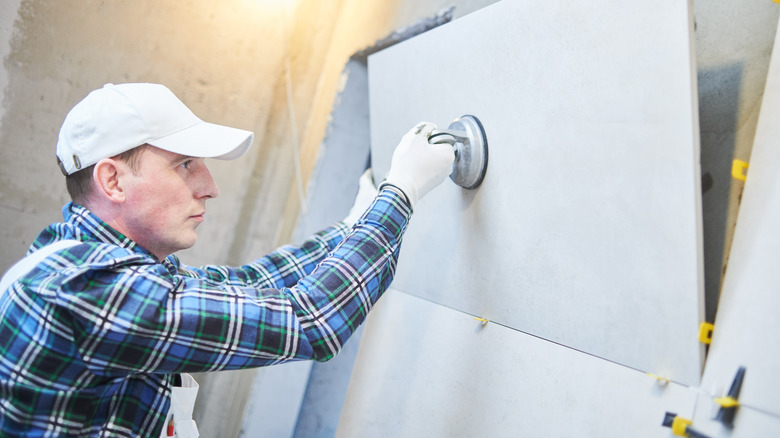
[337,290,698,437]
[368,0,704,385]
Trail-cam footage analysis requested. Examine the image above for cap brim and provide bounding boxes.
[147,121,254,160]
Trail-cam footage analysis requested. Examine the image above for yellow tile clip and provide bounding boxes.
[671,416,693,437]
[662,412,694,437]
[698,322,714,345]
[715,366,746,427]
[732,159,749,181]
[646,372,670,386]
[662,412,712,438]
[714,396,740,408]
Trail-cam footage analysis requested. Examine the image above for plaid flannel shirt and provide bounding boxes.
[0,188,411,437]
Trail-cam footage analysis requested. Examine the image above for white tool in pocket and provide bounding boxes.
[161,373,199,437]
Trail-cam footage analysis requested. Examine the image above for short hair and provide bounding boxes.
[65,144,149,205]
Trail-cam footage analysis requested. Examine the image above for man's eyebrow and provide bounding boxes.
[171,153,195,162]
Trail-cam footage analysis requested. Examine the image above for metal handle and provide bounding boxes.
[429,129,468,145]
[428,115,488,189]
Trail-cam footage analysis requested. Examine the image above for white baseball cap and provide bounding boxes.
[56,83,254,175]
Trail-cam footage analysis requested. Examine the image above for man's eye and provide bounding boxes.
[180,160,192,169]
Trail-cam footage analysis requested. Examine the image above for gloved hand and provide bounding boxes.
[343,169,378,227]
[380,121,455,210]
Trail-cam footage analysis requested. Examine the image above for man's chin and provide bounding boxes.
[182,235,198,250]
[172,234,198,254]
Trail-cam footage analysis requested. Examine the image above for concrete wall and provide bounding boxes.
[0,0,293,270]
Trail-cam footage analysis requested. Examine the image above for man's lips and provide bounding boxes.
[190,212,205,222]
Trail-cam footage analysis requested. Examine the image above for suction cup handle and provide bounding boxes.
[429,129,465,159]
[429,129,468,145]
[427,115,488,189]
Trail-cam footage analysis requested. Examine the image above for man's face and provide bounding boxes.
[117,146,219,260]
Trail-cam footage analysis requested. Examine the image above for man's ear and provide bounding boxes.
[93,159,127,203]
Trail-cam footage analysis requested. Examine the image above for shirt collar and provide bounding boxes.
[64,202,182,268]
[54,202,163,257]
[31,202,181,268]
[61,202,140,249]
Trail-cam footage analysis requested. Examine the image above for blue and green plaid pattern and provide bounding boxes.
[0,188,411,437]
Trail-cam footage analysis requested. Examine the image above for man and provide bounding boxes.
[0,83,454,437]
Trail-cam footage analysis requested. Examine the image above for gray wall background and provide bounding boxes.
[1,0,778,436]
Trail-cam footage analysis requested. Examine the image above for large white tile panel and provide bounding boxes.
[337,290,698,437]
[368,0,704,385]
[696,17,780,421]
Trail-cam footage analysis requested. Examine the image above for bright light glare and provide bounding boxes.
[244,0,300,9]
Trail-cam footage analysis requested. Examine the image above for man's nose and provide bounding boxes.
[196,161,220,199]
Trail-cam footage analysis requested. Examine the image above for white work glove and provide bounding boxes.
[380,121,455,210]
[343,169,378,227]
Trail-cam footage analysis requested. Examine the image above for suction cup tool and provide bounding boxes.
[429,115,488,189]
